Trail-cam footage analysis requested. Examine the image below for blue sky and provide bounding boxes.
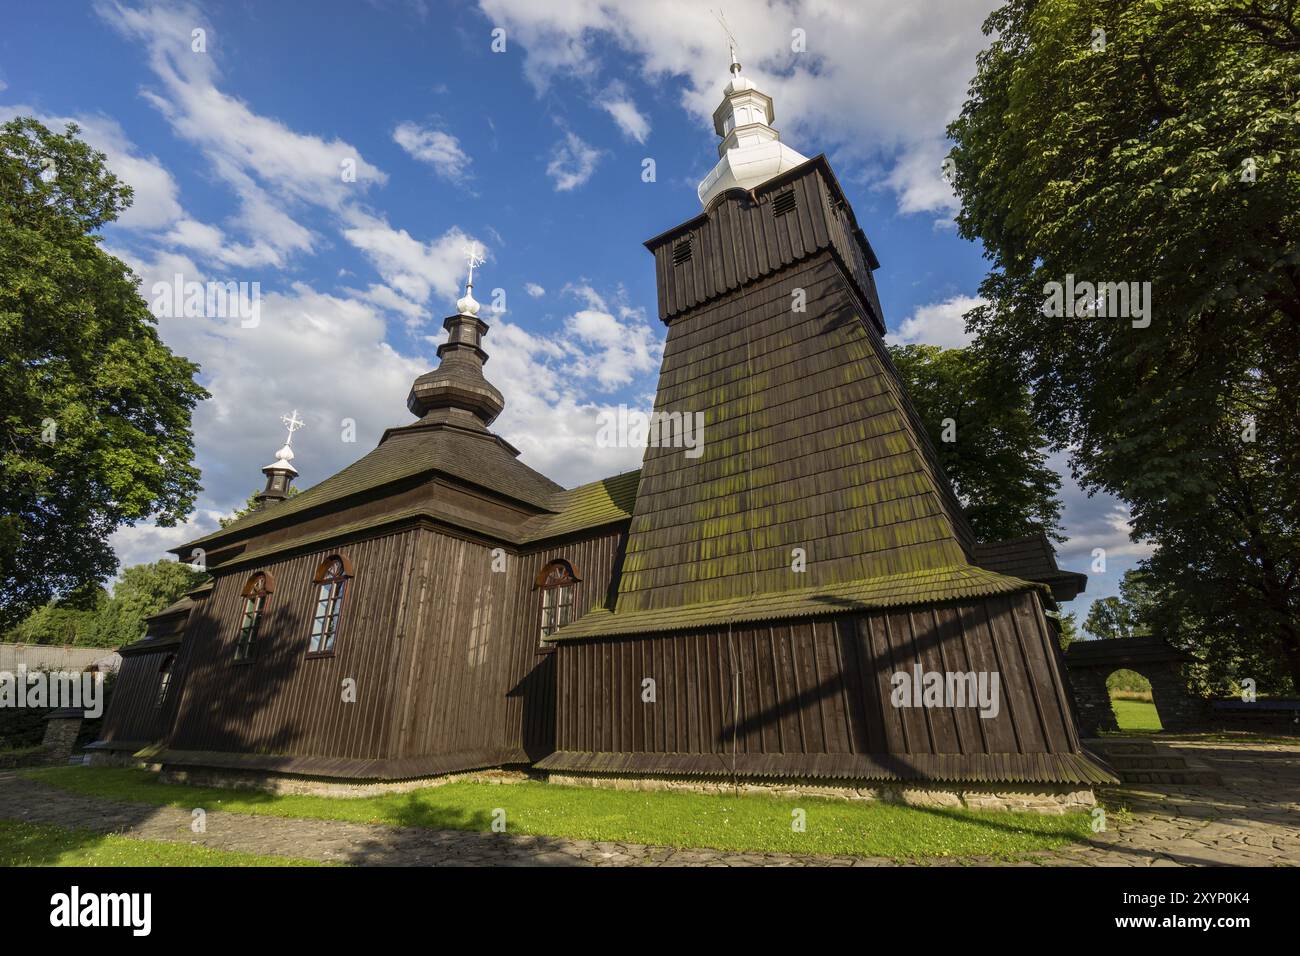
[0,0,1146,618]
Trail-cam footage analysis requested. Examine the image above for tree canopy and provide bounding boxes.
[888,343,1062,542]
[218,486,300,529]
[0,117,208,628]
[4,559,207,649]
[948,0,1300,689]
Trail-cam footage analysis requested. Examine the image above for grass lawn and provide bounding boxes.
[1111,698,1163,733]
[0,818,321,867]
[23,766,1090,860]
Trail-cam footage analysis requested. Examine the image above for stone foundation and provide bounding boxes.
[87,751,161,771]
[89,757,1095,813]
[157,765,530,798]
[541,771,1096,814]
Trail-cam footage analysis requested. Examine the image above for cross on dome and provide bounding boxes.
[696,17,808,208]
[457,242,485,316]
[280,409,305,447]
[265,408,304,474]
[713,10,742,75]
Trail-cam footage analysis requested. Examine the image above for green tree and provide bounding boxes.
[1055,610,1081,651]
[888,343,1062,541]
[1084,597,1135,641]
[948,0,1300,687]
[4,559,207,648]
[80,559,209,648]
[218,486,300,528]
[0,117,209,629]
[1083,567,1160,640]
[4,583,108,646]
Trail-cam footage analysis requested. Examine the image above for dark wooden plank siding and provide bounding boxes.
[160,521,624,772]
[97,649,176,746]
[552,590,1082,775]
[647,162,884,334]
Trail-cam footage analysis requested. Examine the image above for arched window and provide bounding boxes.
[235,571,274,662]
[308,555,353,656]
[156,654,175,707]
[536,559,580,643]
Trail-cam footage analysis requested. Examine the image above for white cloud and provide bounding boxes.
[115,243,430,517]
[340,210,481,311]
[96,0,386,266]
[555,284,661,390]
[477,0,998,215]
[165,218,285,269]
[891,294,983,348]
[546,131,601,191]
[887,138,961,222]
[524,282,546,298]
[352,282,429,325]
[109,510,226,570]
[393,121,472,184]
[484,319,649,487]
[601,97,650,143]
[1046,451,1156,615]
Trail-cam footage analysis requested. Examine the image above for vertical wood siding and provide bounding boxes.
[168,528,417,759]
[152,522,624,772]
[553,591,1081,764]
[648,162,884,332]
[97,650,176,745]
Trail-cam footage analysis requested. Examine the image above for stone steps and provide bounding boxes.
[1084,737,1224,786]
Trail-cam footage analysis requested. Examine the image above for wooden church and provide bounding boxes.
[93,56,1113,804]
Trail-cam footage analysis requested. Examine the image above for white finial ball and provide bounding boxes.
[275,443,295,462]
[457,290,481,316]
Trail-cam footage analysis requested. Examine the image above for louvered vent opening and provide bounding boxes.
[771,189,798,216]
[671,238,693,265]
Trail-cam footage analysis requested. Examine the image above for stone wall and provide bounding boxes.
[1064,637,1210,736]
[41,711,83,762]
[542,771,1096,815]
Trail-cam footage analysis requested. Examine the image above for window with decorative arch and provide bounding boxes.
[308,555,353,656]
[536,559,580,643]
[235,571,274,662]
[156,654,176,708]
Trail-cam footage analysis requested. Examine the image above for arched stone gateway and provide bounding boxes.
[1064,636,1207,736]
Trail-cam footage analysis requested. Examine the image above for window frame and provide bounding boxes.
[535,559,580,644]
[307,554,353,658]
[156,654,175,708]
[234,571,274,663]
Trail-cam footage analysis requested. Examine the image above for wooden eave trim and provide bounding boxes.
[173,465,558,561]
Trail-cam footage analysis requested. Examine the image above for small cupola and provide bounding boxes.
[406,245,506,428]
[254,410,303,508]
[696,43,808,208]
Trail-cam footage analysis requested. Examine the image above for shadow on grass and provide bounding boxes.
[335,791,587,867]
[0,819,110,866]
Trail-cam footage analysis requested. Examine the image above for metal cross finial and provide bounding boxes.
[280,409,305,446]
[713,10,741,74]
[463,242,485,291]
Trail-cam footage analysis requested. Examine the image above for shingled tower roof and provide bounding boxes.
[406,249,505,428]
[552,69,1031,642]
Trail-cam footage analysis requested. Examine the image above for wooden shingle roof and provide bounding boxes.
[611,250,976,614]
[179,422,564,554]
[519,470,640,543]
[548,565,1043,640]
[974,533,1087,603]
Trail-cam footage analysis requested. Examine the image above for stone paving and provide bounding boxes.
[0,737,1295,866]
